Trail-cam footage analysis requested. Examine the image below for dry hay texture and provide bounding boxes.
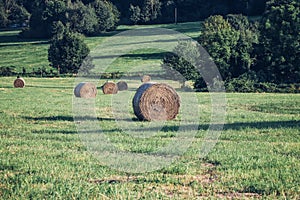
[117,81,128,91]
[14,78,25,88]
[102,82,118,94]
[74,82,97,98]
[141,75,151,83]
[133,82,180,121]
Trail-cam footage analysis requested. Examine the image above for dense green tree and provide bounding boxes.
[226,14,259,77]
[0,1,8,27]
[7,3,29,25]
[48,27,90,74]
[128,0,162,24]
[66,1,98,35]
[142,0,162,23]
[198,15,239,80]
[0,0,29,27]
[129,4,141,24]
[198,15,258,80]
[257,0,300,83]
[21,0,68,38]
[162,41,200,86]
[92,0,119,32]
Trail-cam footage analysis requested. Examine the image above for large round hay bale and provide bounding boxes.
[14,77,25,88]
[141,75,151,83]
[117,81,128,91]
[74,82,97,98]
[133,83,180,121]
[102,82,118,94]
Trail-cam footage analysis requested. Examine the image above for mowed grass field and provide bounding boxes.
[0,22,201,74]
[0,77,299,199]
[0,22,300,199]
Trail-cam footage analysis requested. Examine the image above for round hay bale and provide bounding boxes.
[74,82,97,98]
[14,77,25,88]
[133,82,180,121]
[102,82,118,94]
[117,81,128,91]
[141,75,151,83]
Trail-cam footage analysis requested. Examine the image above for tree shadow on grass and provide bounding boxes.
[93,52,166,60]
[0,40,49,47]
[23,115,117,122]
[223,120,299,130]
[95,120,299,133]
[23,116,74,122]
[31,129,77,134]
[26,85,74,89]
[24,117,299,135]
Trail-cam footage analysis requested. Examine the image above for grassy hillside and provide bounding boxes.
[0,22,201,75]
[0,77,299,199]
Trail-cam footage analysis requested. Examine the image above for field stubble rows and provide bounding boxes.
[0,77,299,199]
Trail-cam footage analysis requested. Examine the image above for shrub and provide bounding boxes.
[48,28,91,74]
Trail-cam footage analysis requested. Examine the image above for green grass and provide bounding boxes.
[0,77,299,199]
[0,21,201,74]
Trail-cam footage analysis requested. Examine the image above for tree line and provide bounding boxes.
[163,0,299,91]
[1,0,119,38]
[1,0,267,30]
[113,0,267,24]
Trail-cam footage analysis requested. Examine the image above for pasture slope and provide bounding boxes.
[0,76,299,199]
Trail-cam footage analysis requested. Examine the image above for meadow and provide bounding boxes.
[0,22,300,199]
[0,22,201,74]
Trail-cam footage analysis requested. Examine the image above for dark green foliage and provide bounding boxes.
[0,66,16,76]
[224,72,300,93]
[0,0,268,28]
[198,15,259,81]
[128,0,161,24]
[7,3,30,26]
[112,0,267,24]
[226,14,259,77]
[0,1,8,27]
[92,0,120,32]
[162,41,200,85]
[21,0,68,38]
[20,0,119,38]
[225,72,257,92]
[129,4,141,24]
[66,1,98,36]
[142,0,162,23]
[257,0,300,83]
[198,15,240,80]
[48,28,90,74]
[0,0,29,28]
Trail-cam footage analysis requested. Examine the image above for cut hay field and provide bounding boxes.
[0,76,299,199]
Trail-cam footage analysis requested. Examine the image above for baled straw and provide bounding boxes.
[74,82,97,98]
[133,82,180,121]
[102,82,118,94]
[141,75,151,83]
[14,77,25,88]
[117,81,128,91]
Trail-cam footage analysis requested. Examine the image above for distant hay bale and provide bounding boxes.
[102,82,118,94]
[14,77,25,88]
[74,82,97,98]
[117,81,128,91]
[133,82,180,121]
[141,75,151,83]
